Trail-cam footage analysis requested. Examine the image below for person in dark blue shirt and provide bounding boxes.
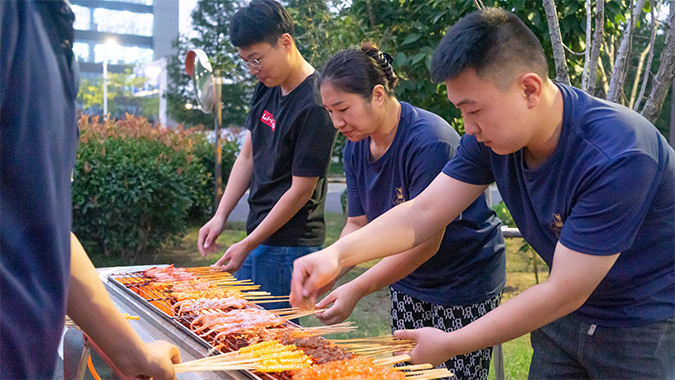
[1,1,180,378]
[314,43,506,380]
[291,8,674,379]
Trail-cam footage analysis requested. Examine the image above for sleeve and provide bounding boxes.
[441,133,495,185]
[407,140,455,199]
[559,152,660,255]
[291,105,337,177]
[343,143,365,217]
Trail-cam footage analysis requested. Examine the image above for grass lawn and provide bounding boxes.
[92,212,548,379]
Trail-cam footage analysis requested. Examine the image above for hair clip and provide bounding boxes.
[381,51,394,64]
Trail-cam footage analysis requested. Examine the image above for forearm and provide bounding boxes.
[333,175,485,268]
[214,153,253,220]
[438,280,585,357]
[431,243,619,359]
[66,233,148,370]
[350,232,444,296]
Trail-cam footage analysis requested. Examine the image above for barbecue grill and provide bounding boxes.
[64,265,286,380]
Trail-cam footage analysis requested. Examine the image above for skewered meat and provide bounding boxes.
[291,356,407,380]
[173,296,250,316]
[144,265,199,282]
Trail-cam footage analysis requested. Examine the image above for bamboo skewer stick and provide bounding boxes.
[279,308,327,320]
[298,322,356,335]
[394,363,434,371]
[372,354,411,366]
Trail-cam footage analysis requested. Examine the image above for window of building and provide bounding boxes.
[71,4,91,30]
[94,43,154,65]
[73,42,90,62]
[93,8,154,36]
[101,0,154,5]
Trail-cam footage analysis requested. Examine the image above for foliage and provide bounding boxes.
[492,201,516,227]
[166,0,365,130]
[72,115,235,261]
[168,0,671,150]
[77,69,160,121]
[166,0,253,128]
[344,0,655,132]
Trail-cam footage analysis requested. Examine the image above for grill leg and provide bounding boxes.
[75,340,91,380]
[493,343,505,380]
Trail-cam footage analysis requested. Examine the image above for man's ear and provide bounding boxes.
[279,33,293,51]
[520,73,543,109]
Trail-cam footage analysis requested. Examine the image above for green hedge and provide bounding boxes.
[72,115,237,262]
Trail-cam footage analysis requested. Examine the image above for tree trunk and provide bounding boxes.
[581,0,592,90]
[543,0,570,85]
[633,4,657,111]
[630,45,651,109]
[641,0,675,123]
[607,0,648,103]
[586,0,605,94]
[670,78,675,148]
[365,0,376,30]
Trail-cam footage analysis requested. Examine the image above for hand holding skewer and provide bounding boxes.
[290,248,342,309]
[394,327,454,367]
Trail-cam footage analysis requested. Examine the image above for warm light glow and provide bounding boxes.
[185,103,193,110]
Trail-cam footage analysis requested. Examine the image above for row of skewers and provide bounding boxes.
[125,265,453,379]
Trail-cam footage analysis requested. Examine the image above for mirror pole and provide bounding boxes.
[213,70,223,209]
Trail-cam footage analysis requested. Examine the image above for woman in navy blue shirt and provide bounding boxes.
[314,43,506,380]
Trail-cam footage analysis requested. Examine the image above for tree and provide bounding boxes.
[77,69,158,121]
[165,0,251,128]
[343,0,671,138]
[165,0,364,128]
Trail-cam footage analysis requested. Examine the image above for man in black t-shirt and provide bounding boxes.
[198,0,335,309]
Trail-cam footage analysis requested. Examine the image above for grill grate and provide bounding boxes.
[109,270,293,380]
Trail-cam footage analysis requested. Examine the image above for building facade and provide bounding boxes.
[71,0,179,77]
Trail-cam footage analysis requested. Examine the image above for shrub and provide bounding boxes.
[72,115,236,262]
[492,201,516,227]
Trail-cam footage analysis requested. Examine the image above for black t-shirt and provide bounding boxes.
[245,73,336,246]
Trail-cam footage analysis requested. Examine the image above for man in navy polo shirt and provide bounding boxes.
[291,8,674,379]
[1,1,180,378]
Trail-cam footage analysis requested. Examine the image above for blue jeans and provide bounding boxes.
[529,314,675,379]
[235,244,321,311]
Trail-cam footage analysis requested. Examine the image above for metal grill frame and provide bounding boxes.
[108,269,295,380]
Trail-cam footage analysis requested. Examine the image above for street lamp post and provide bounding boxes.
[102,39,117,120]
[102,59,108,119]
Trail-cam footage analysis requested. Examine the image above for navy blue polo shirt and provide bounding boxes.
[344,102,505,306]
[443,84,675,326]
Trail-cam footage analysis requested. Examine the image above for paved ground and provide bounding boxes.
[228,180,348,222]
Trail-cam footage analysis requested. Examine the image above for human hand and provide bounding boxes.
[290,248,342,309]
[197,216,226,257]
[315,282,366,325]
[213,240,252,273]
[123,340,181,380]
[394,328,452,366]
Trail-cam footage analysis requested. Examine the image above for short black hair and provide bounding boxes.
[430,8,548,85]
[318,42,398,100]
[229,0,295,48]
